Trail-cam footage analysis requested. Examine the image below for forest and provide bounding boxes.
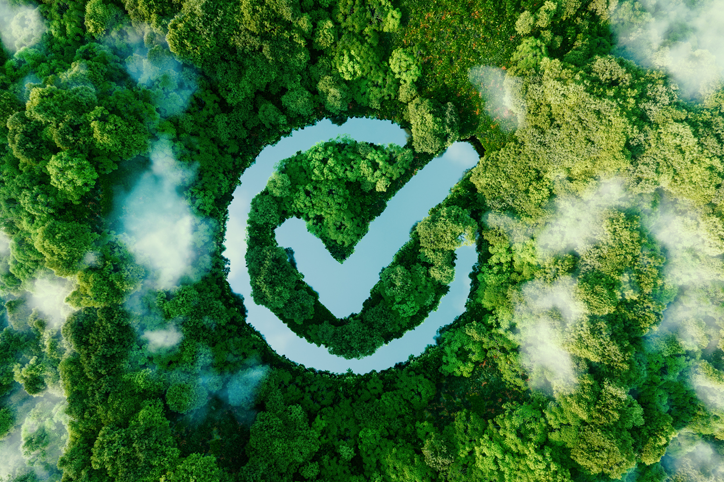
[0,0,722,481]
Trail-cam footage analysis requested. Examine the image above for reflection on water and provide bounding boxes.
[224,118,479,374]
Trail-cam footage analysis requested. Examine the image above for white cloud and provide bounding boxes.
[26,276,76,330]
[515,276,587,394]
[647,201,724,257]
[158,352,269,424]
[0,230,10,282]
[519,319,579,393]
[0,0,46,54]
[101,23,197,119]
[690,362,724,413]
[142,326,183,351]
[536,179,627,258]
[663,438,724,481]
[484,211,534,246]
[0,231,9,257]
[523,276,588,323]
[644,199,724,288]
[656,289,723,352]
[468,65,525,132]
[125,51,197,118]
[612,0,724,99]
[225,365,269,409]
[639,197,724,414]
[0,390,68,481]
[81,251,100,269]
[484,179,628,254]
[118,139,210,291]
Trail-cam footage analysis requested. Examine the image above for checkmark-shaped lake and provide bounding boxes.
[224,118,479,374]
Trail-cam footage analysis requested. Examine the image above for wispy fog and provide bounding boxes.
[0,0,46,54]
[484,212,534,246]
[123,28,197,118]
[468,65,525,132]
[0,231,9,257]
[161,354,269,425]
[0,390,68,481]
[142,325,183,352]
[515,276,587,394]
[117,140,211,291]
[26,275,76,330]
[612,0,724,99]
[536,179,628,258]
[223,365,269,409]
[644,198,724,288]
[487,182,723,402]
[663,437,724,481]
[657,289,723,352]
[99,23,197,119]
[690,361,724,413]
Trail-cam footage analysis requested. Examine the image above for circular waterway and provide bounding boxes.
[224,118,480,374]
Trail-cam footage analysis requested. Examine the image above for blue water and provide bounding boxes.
[224,118,479,374]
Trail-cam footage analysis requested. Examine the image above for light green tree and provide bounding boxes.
[85,0,125,38]
[46,151,98,203]
[33,220,98,277]
[91,399,180,482]
[407,98,459,154]
[162,454,223,482]
[166,381,209,414]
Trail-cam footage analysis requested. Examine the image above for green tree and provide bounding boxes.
[257,101,287,128]
[246,245,301,311]
[248,193,281,227]
[89,110,149,161]
[243,387,321,481]
[0,91,23,138]
[279,287,316,324]
[379,264,436,318]
[0,406,14,439]
[407,98,459,154]
[6,112,54,167]
[166,381,209,414]
[45,151,98,203]
[62,306,134,381]
[163,454,223,482]
[33,220,98,277]
[317,75,349,114]
[68,241,146,308]
[389,48,421,86]
[13,355,47,395]
[457,401,571,482]
[569,426,636,478]
[281,85,315,118]
[313,18,337,50]
[422,432,454,475]
[416,205,476,283]
[84,0,125,38]
[92,399,180,482]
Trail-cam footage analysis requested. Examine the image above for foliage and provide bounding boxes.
[246,140,480,358]
[263,136,418,260]
[91,399,181,482]
[0,0,722,482]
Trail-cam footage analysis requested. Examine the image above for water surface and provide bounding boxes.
[224,118,479,373]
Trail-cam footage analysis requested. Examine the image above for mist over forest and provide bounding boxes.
[0,0,723,481]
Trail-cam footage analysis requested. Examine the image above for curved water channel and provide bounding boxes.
[224,118,480,374]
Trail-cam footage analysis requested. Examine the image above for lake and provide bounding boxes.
[224,118,479,374]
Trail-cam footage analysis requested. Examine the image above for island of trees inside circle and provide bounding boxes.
[0,0,723,481]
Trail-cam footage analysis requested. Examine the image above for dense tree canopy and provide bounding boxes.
[0,0,722,481]
[245,137,478,357]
